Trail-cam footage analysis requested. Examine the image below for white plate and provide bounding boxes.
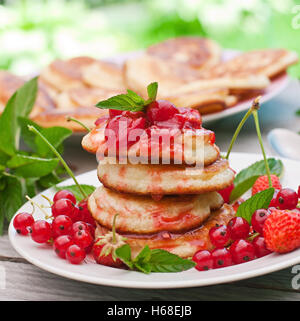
[8,152,300,289]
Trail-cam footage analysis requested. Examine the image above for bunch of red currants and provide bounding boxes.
[13,190,96,265]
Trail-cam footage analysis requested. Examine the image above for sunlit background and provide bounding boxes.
[0,0,299,77]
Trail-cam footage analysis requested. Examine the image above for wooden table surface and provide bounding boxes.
[1,79,300,301]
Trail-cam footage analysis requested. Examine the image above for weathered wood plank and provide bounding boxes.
[0,261,299,301]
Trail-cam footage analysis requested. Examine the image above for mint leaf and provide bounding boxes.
[148,249,196,273]
[18,117,42,152]
[115,244,134,269]
[230,158,283,201]
[116,244,196,274]
[7,154,59,178]
[0,77,38,156]
[146,82,158,102]
[236,188,275,223]
[0,176,24,224]
[35,127,72,157]
[96,82,158,112]
[55,184,96,202]
[295,109,300,116]
[38,172,61,189]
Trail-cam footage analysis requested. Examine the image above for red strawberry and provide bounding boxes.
[263,209,300,253]
[218,183,234,204]
[252,175,282,196]
[92,214,126,268]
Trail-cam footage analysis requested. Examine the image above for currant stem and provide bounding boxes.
[66,117,90,132]
[41,194,53,206]
[25,195,51,219]
[252,108,272,188]
[28,125,88,199]
[112,214,119,244]
[225,108,252,160]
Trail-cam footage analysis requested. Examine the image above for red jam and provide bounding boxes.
[100,100,203,152]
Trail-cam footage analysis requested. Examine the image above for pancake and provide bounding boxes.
[147,37,221,71]
[94,204,235,258]
[82,121,219,166]
[81,61,125,91]
[40,56,96,92]
[89,186,223,234]
[97,158,235,195]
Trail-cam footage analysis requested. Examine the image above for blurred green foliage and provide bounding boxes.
[0,0,299,77]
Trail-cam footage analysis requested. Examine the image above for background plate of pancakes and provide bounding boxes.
[9,152,300,289]
[0,37,297,133]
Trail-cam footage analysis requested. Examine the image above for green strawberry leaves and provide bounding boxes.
[236,188,275,223]
[115,244,196,274]
[230,158,283,202]
[96,82,158,112]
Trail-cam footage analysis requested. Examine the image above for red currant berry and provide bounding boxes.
[30,220,52,243]
[78,200,96,227]
[52,215,73,238]
[71,221,88,235]
[211,248,233,269]
[73,229,93,249]
[252,236,272,258]
[298,186,300,198]
[13,213,34,235]
[66,244,86,264]
[227,217,250,240]
[209,225,230,248]
[251,209,269,234]
[85,222,95,238]
[192,250,214,271]
[269,189,279,207]
[53,235,74,259]
[53,190,76,204]
[276,188,298,210]
[52,199,80,222]
[230,239,256,264]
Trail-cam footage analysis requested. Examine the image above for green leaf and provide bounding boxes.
[35,127,72,157]
[0,150,10,166]
[55,184,96,202]
[7,154,59,178]
[148,249,196,273]
[230,158,283,201]
[0,176,24,223]
[115,244,134,269]
[96,82,158,112]
[18,117,42,152]
[295,109,300,116]
[38,172,61,189]
[236,188,275,223]
[146,82,158,102]
[24,178,37,198]
[0,77,38,156]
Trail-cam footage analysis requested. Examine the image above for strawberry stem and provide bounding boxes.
[251,98,272,187]
[66,117,90,132]
[225,106,253,160]
[28,125,88,199]
[112,214,119,244]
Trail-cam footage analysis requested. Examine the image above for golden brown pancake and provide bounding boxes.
[89,186,223,234]
[97,158,235,195]
[82,121,219,166]
[94,204,235,258]
[147,37,221,71]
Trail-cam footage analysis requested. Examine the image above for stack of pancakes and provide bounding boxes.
[83,120,236,258]
[0,37,298,131]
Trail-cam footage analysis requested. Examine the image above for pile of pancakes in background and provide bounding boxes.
[83,112,236,258]
[0,37,298,132]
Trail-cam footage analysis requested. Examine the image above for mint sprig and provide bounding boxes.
[236,188,275,223]
[230,158,283,201]
[96,82,158,112]
[115,244,196,274]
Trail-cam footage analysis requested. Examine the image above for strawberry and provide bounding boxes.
[92,214,126,268]
[252,175,282,196]
[263,209,300,253]
[218,183,234,204]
